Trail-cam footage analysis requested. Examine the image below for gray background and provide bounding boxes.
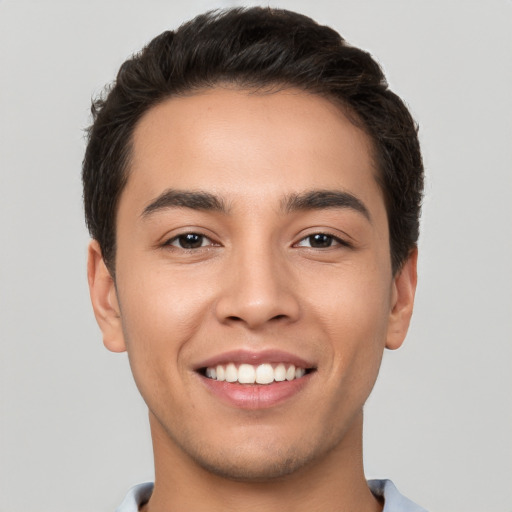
[1,1,511,511]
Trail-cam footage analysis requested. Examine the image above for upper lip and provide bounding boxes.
[194,349,316,371]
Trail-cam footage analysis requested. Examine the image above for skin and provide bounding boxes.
[88,87,417,512]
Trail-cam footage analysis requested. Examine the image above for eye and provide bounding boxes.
[295,233,347,249]
[166,233,213,249]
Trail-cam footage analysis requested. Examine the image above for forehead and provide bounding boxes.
[124,86,383,215]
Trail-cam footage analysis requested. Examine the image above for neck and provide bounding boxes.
[142,411,382,512]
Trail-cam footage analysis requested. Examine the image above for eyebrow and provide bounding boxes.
[141,189,229,218]
[141,188,370,221]
[282,190,371,221]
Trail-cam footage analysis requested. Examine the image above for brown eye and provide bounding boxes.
[169,233,209,249]
[308,234,334,248]
[296,233,348,249]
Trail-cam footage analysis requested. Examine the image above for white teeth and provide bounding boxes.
[286,365,296,381]
[255,364,274,384]
[238,364,256,384]
[216,365,225,381]
[295,367,306,379]
[274,363,286,382]
[225,363,237,383]
[204,362,309,384]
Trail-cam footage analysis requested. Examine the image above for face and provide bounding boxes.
[88,87,416,481]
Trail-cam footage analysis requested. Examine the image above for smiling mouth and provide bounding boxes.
[199,363,315,385]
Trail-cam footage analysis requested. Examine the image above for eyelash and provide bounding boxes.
[294,232,351,249]
[164,232,216,250]
[163,231,351,251]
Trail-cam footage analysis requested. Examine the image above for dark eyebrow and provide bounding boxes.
[282,190,371,221]
[141,189,229,218]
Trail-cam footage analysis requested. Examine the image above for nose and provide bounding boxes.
[214,245,301,330]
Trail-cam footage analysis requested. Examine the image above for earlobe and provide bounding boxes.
[385,248,418,350]
[87,240,126,353]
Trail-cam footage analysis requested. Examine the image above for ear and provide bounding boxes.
[87,240,126,353]
[385,248,418,350]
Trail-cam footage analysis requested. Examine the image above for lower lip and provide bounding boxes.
[199,374,312,409]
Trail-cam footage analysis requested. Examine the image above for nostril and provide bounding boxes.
[226,315,243,322]
[223,313,291,325]
[216,292,301,328]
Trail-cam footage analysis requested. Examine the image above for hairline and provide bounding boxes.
[106,81,392,275]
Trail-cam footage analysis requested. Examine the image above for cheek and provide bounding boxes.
[115,268,215,388]
[308,261,391,334]
[119,263,214,338]
[116,280,210,420]
[305,263,391,383]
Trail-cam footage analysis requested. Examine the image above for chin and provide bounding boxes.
[190,446,313,482]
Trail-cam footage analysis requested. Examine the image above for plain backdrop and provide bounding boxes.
[1,1,511,511]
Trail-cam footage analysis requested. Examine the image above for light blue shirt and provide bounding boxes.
[116,479,427,511]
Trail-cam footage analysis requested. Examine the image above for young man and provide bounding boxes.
[83,7,425,512]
